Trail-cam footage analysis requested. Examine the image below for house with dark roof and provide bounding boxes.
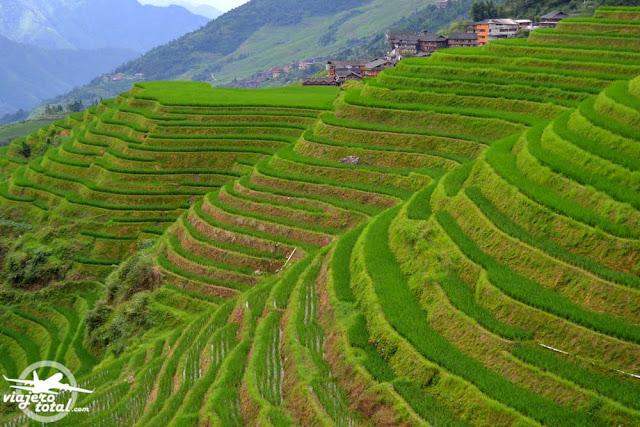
[302,77,340,86]
[335,69,363,82]
[418,32,448,52]
[364,58,395,77]
[320,56,396,85]
[540,11,570,28]
[326,59,373,79]
[388,31,419,54]
[388,28,481,56]
[447,32,479,48]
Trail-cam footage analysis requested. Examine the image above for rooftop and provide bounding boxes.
[448,32,478,40]
[365,59,391,69]
[471,18,518,26]
[541,10,570,20]
[418,33,447,42]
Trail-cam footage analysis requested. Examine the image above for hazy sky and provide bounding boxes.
[138,0,249,13]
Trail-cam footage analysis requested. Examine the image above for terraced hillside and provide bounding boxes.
[2,5,640,426]
[0,84,337,276]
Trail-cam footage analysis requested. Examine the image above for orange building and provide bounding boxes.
[469,19,518,46]
[471,22,490,45]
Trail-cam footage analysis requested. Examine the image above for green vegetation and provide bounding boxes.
[0,118,60,147]
[2,7,640,426]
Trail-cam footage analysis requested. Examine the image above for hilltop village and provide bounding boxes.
[302,10,570,87]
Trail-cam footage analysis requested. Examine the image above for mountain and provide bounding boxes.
[0,0,209,52]
[138,0,224,19]
[112,0,444,84]
[0,35,138,116]
[33,0,473,111]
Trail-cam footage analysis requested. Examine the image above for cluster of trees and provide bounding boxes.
[85,251,163,354]
[4,238,70,289]
[66,100,85,113]
[44,104,65,115]
[470,0,502,21]
[46,98,100,115]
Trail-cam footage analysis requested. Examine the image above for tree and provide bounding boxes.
[67,100,84,113]
[471,0,500,21]
[18,141,31,158]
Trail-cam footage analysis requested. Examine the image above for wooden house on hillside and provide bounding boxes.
[418,32,448,52]
[388,31,419,55]
[363,58,395,77]
[326,59,369,79]
[447,32,479,48]
[302,77,340,86]
[335,69,363,83]
[540,11,570,28]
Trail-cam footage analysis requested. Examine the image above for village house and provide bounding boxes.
[335,69,363,83]
[515,19,533,30]
[271,68,285,78]
[469,18,519,46]
[326,59,373,79]
[363,58,395,77]
[418,32,448,52]
[540,11,570,28]
[306,57,394,86]
[302,77,340,86]
[389,29,478,55]
[447,32,479,48]
[387,31,419,55]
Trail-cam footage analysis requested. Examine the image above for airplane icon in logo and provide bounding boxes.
[3,372,94,395]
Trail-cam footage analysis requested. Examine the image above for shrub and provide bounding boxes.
[4,240,66,288]
[85,250,164,353]
[18,141,31,159]
[104,251,163,304]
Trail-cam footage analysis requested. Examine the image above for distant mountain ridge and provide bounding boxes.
[0,0,210,116]
[138,0,224,19]
[0,0,209,52]
[0,35,138,115]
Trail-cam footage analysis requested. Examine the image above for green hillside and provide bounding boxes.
[2,6,640,426]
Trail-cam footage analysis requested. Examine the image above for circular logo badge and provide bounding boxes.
[10,361,83,423]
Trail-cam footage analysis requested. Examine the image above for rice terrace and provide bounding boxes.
[2,4,640,426]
